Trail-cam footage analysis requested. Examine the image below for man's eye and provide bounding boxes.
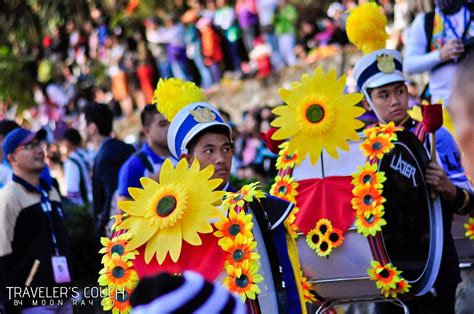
[205,149,213,154]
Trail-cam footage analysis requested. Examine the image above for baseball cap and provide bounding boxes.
[2,128,47,158]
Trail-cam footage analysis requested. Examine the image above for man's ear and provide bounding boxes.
[87,122,98,135]
[362,98,373,112]
[7,154,15,166]
[181,153,194,166]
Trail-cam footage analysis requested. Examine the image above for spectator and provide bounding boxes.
[82,104,135,235]
[163,15,192,81]
[274,0,299,66]
[144,17,173,79]
[197,16,224,84]
[0,120,20,189]
[256,0,285,70]
[235,0,260,53]
[0,128,72,313]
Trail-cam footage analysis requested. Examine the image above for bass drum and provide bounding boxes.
[294,130,443,300]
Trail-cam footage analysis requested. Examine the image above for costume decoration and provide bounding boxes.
[300,273,318,303]
[98,254,139,289]
[99,233,138,264]
[221,182,266,211]
[223,261,263,301]
[101,287,133,314]
[368,260,410,298]
[270,175,299,203]
[306,218,344,257]
[271,66,364,165]
[465,217,474,240]
[275,142,303,171]
[152,78,206,121]
[346,2,388,54]
[118,158,224,264]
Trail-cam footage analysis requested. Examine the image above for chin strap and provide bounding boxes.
[363,89,387,124]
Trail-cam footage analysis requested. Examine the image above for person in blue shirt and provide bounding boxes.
[117,105,177,201]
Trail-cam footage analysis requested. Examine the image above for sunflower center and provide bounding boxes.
[156,195,177,217]
[278,185,288,194]
[363,195,373,205]
[319,224,328,235]
[311,234,320,244]
[329,232,339,243]
[236,274,250,288]
[379,268,390,278]
[365,214,375,223]
[362,174,373,184]
[229,223,241,236]
[306,104,325,123]
[372,142,382,151]
[285,153,295,161]
[116,291,129,303]
[112,266,125,279]
[111,244,125,256]
[320,241,329,252]
[232,249,245,262]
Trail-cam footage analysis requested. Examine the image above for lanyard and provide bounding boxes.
[443,6,470,40]
[12,175,60,256]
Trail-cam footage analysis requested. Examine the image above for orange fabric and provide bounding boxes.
[201,27,223,63]
[137,64,154,103]
[111,72,129,101]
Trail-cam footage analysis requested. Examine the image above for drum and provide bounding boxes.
[293,130,443,300]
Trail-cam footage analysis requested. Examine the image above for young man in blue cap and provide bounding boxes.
[167,101,302,314]
[353,48,473,313]
[0,128,72,313]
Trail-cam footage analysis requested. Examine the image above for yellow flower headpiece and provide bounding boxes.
[153,78,206,121]
[346,2,389,55]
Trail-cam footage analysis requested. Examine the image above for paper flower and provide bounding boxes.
[355,208,387,237]
[351,183,386,216]
[224,261,263,301]
[361,133,394,161]
[352,162,386,188]
[214,209,254,247]
[221,233,260,269]
[368,260,402,291]
[272,66,364,165]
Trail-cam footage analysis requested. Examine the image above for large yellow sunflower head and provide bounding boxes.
[118,158,224,265]
[272,66,364,165]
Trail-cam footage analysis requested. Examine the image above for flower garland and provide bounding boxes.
[368,261,411,298]
[465,217,474,240]
[214,182,266,301]
[306,219,344,257]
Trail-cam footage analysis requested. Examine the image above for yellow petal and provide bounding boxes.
[121,218,157,250]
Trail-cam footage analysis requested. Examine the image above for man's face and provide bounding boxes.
[9,140,46,174]
[145,113,169,149]
[365,82,409,125]
[186,133,233,188]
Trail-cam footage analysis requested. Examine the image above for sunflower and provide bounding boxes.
[271,66,364,165]
[361,133,394,161]
[355,208,387,237]
[270,175,299,202]
[118,158,224,264]
[110,214,128,232]
[275,142,302,170]
[382,279,411,298]
[101,287,132,314]
[327,228,344,248]
[300,273,317,303]
[316,239,333,257]
[368,261,402,291]
[222,182,266,211]
[352,162,386,188]
[221,233,260,269]
[306,228,322,251]
[379,122,403,141]
[465,217,474,240]
[99,233,138,264]
[285,207,300,239]
[224,260,263,301]
[315,218,333,236]
[351,183,386,216]
[98,254,139,289]
[214,209,254,247]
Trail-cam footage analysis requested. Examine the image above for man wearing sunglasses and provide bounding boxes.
[0,128,72,313]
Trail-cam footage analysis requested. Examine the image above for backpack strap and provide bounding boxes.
[424,11,435,53]
[134,150,154,173]
[69,157,89,206]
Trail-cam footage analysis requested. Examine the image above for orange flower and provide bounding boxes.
[379,122,403,141]
[270,175,299,202]
[221,234,260,269]
[300,273,317,303]
[276,142,302,170]
[368,260,402,291]
[327,228,344,248]
[101,286,133,314]
[214,209,254,247]
[110,214,128,232]
[223,261,263,301]
[98,254,139,289]
[382,278,411,298]
[355,208,387,237]
[361,133,394,160]
[352,162,386,188]
[351,183,386,216]
[99,233,138,264]
[465,217,474,240]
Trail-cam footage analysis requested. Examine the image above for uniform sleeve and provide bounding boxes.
[404,13,443,74]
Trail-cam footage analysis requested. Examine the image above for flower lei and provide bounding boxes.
[214,182,265,301]
[353,122,410,298]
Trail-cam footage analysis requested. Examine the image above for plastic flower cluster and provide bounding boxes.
[306,218,344,257]
[368,260,411,298]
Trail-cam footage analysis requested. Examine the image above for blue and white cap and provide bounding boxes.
[353,49,405,92]
[167,102,232,159]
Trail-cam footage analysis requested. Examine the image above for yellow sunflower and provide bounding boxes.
[361,133,394,161]
[98,254,139,289]
[327,228,344,248]
[300,273,317,303]
[224,260,263,301]
[275,142,302,170]
[110,214,128,232]
[99,233,138,264]
[382,278,411,298]
[465,217,474,240]
[316,239,333,257]
[315,218,333,236]
[222,182,266,211]
[379,122,403,140]
[306,228,322,251]
[101,287,133,314]
[355,208,387,237]
[352,162,386,188]
[270,175,299,202]
[351,183,386,216]
[271,66,364,165]
[214,209,254,247]
[118,158,224,264]
[368,261,402,291]
[221,233,260,269]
